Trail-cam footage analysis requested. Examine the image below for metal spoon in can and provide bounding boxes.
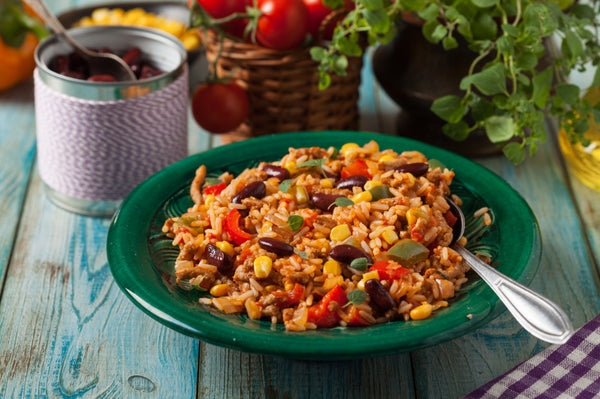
[446,198,574,345]
[24,0,136,81]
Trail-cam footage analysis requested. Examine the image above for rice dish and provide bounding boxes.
[162,141,472,330]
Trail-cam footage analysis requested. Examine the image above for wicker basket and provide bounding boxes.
[201,29,363,143]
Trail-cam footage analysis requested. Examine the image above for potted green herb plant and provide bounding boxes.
[310,0,600,163]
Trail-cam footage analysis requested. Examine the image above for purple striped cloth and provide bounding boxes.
[465,314,600,398]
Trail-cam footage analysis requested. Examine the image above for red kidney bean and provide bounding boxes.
[335,175,369,190]
[364,279,395,310]
[258,237,294,257]
[395,163,429,177]
[329,244,373,265]
[205,243,233,274]
[311,192,345,211]
[87,74,117,82]
[139,64,163,79]
[263,164,289,181]
[232,181,266,203]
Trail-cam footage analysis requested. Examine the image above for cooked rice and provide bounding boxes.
[162,141,480,330]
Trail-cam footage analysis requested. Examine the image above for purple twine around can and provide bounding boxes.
[34,66,189,202]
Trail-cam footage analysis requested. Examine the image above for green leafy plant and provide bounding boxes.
[312,0,600,163]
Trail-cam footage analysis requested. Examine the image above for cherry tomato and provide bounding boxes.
[256,0,310,50]
[191,82,249,134]
[194,0,249,38]
[303,0,332,39]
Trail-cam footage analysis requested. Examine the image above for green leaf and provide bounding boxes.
[460,63,507,96]
[515,52,538,71]
[443,121,471,141]
[556,83,580,106]
[471,0,498,8]
[323,0,344,9]
[592,66,600,88]
[442,36,458,50]
[471,12,497,40]
[484,115,516,143]
[570,4,595,20]
[501,23,519,37]
[417,3,440,20]
[310,47,328,61]
[401,0,430,12]
[562,30,584,60]
[203,177,221,187]
[496,36,514,56]
[431,95,463,122]
[531,67,553,109]
[502,142,525,164]
[288,215,304,232]
[427,159,447,170]
[350,257,369,271]
[278,179,293,193]
[347,289,367,306]
[360,0,385,11]
[422,20,442,43]
[294,249,309,259]
[333,197,354,208]
[297,158,327,169]
[470,96,494,122]
[337,38,362,57]
[363,9,390,34]
[318,72,331,90]
[430,24,448,43]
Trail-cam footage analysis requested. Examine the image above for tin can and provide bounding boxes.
[34,26,188,216]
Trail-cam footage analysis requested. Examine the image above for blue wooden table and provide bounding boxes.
[1,1,600,397]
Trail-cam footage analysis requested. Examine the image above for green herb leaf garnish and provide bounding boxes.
[296,158,327,169]
[347,290,367,306]
[350,257,369,271]
[203,177,221,187]
[287,215,304,232]
[294,249,308,259]
[332,197,354,208]
[278,179,293,193]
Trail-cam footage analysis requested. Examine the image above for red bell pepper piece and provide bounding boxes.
[341,159,372,179]
[204,182,227,195]
[273,283,305,308]
[444,210,458,227]
[225,208,252,245]
[369,261,410,281]
[346,304,370,326]
[307,285,348,328]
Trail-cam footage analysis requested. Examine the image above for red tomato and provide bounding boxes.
[303,0,354,40]
[191,82,249,134]
[307,285,348,327]
[256,0,310,50]
[369,261,410,281]
[194,0,249,38]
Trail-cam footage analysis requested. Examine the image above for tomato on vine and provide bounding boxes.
[255,0,310,50]
[191,0,250,38]
[191,81,249,134]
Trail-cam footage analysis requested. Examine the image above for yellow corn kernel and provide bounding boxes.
[378,154,395,163]
[341,142,360,158]
[244,298,262,320]
[330,224,351,241]
[204,194,216,207]
[284,280,294,291]
[265,285,278,292]
[210,284,229,297]
[284,161,297,175]
[410,303,433,320]
[323,260,342,275]
[91,8,111,23]
[319,179,334,188]
[160,20,186,38]
[381,229,399,245]
[364,180,382,191]
[352,190,373,204]
[215,241,235,257]
[289,185,308,204]
[323,275,345,290]
[180,31,200,50]
[357,271,379,290]
[254,256,273,278]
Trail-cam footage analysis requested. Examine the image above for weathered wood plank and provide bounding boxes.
[0,171,199,398]
[0,80,36,290]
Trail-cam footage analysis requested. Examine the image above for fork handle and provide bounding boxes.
[456,246,574,344]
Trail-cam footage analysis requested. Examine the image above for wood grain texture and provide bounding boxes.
[0,172,199,398]
[0,80,37,289]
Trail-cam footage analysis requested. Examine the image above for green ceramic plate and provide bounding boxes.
[107,131,541,360]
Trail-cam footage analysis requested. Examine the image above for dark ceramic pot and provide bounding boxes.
[372,22,501,157]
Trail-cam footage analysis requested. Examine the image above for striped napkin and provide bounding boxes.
[464,314,600,398]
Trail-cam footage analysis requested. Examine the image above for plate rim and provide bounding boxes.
[107,131,542,359]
